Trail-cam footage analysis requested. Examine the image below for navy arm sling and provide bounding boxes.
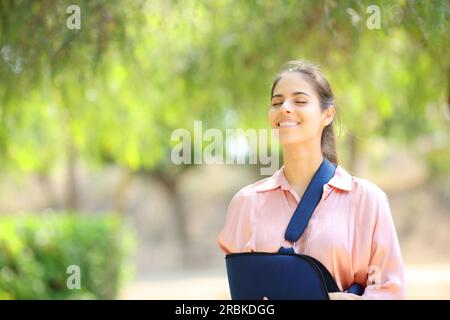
[225,159,364,300]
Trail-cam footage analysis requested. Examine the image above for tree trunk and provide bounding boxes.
[447,66,450,123]
[114,167,133,218]
[154,173,193,268]
[347,132,359,173]
[36,171,59,209]
[66,138,78,211]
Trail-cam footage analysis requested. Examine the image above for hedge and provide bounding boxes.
[0,213,135,299]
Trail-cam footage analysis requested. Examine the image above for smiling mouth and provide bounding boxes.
[278,121,300,128]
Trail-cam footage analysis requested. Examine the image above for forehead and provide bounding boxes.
[272,72,315,97]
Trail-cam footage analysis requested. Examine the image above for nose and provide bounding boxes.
[280,100,293,113]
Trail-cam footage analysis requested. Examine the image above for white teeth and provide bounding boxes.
[278,121,299,127]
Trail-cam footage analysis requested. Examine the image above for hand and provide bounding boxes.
[328,292,365,300]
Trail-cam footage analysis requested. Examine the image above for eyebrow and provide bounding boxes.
[271,91,311,99]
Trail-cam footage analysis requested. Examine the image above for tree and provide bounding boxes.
[1,0,448,266]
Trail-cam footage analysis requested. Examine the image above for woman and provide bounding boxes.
[217,60,406,300]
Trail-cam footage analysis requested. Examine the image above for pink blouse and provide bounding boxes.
[217,165,406,299]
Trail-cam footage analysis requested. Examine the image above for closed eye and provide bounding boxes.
[271,100,307,107]
[271,101,283,107]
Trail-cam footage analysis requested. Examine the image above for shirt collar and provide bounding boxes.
[254,164,353,193]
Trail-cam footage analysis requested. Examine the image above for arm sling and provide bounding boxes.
[224,159,364,300]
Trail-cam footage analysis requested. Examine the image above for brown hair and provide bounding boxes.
[271,60,338,165]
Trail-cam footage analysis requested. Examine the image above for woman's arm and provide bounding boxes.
[217,189,254,254]
[358,187,406,299]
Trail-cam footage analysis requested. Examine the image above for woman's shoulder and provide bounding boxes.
[230,169,285,212]
[223,177,273,224]
[230,176,273,201]
[344,170,392,220]
[230,166,283,200]
[350,174,388,200]
[330,165,387,199]
[335,166,390,212]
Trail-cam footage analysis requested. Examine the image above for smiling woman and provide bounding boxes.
[268,63,337,169]
[217,60,406,300]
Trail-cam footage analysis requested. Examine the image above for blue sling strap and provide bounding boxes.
[282,158,336,248]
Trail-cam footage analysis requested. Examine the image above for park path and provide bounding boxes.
[119,264,450,300]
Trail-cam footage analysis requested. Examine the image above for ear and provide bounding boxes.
[323,105,336,126]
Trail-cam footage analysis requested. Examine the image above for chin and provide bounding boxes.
[279,136,304,145]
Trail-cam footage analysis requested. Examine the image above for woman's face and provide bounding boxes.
[268,72,335,146]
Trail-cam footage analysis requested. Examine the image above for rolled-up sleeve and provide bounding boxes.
[360,189,406,299]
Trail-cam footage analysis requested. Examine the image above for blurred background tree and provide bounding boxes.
[0,0,448,273]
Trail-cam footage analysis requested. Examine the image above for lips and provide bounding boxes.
[278,121,300,128]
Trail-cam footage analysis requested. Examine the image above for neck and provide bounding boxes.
[282,142,324,197]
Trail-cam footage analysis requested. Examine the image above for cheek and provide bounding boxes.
[268,109,277,126]
[302,109,322,127]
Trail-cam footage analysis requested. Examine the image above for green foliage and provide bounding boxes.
[0,213,136,299]
[0,0,448,174]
